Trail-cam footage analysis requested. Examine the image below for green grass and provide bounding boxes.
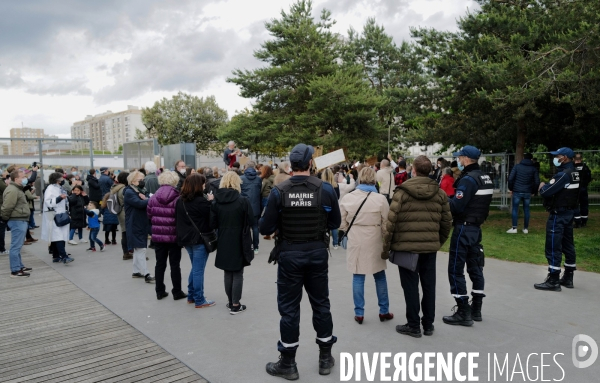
[440,206,600,273]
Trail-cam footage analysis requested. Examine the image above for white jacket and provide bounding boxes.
[41,184,69,242]
[376,167,395,196]
[338,178,356,200]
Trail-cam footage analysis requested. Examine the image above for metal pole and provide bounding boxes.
[38,139,44,195]
[89,139,94,170]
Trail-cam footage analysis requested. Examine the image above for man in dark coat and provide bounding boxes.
[98,167,113,197]
[175,160,187,190]
[240,162,262,254]
[507,153,540,234]
[86,169,102,204]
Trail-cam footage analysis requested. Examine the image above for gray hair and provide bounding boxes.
[144,161,157,174]
[358,167,376,185]
[204,167,213,177]
[247,161,256,168]
[158,170,179,187]
[380,159,390,168]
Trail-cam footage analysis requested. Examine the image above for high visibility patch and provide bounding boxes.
[456,190,464,199]
[549,179,556,184]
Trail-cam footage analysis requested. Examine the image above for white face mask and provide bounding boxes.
[179,168,186,175]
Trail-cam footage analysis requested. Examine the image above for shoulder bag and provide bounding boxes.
[53,193,71,227]
[339,191,371,250]
[181,200,218,253]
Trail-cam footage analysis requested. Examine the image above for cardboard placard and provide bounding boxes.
[366,156,378,166]
[238,156,250,166]
[313,149,346,170]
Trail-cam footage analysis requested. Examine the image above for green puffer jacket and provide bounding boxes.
[1,183,31,222]
[382,176,452,257]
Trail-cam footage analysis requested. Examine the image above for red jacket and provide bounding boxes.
[394,171,408,186]
[439,174,455,197]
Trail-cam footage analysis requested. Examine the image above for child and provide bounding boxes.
[101,192,118,245]
[85,201,104,252]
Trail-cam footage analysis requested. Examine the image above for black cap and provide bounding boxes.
[100,167,109,172]
[289,144,314,168]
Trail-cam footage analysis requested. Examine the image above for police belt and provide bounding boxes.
[454,221,480,227]
[549,206,576,214]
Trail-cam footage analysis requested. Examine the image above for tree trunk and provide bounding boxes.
[515,120,526,163]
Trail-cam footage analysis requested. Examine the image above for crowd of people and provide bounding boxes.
[0,141,591,380]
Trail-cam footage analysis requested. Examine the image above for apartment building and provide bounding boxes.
[71,105,145,152]
[9,127,45,155]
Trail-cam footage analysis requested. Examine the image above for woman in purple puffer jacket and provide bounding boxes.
[147,170,187,301]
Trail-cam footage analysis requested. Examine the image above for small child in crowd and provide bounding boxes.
[85,201,105,252]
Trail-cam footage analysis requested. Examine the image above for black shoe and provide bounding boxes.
[318,345,335,375]
[145,274,155,283]
[230,304,247,315]
[52,258,60,263]
[559,271,574,289]
[11,270,30,278]
[157,292,169,300]
[396,324,422,338]
[470,296,484,322]
[132,272,144,278]
[20,266,33,272]
[266,353,299,381]
[423,325,434,336]
[534,272,562,291]
[172,291,187,300]
[443,299,474,326]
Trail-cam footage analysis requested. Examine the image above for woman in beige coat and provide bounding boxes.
[339,167,393,325]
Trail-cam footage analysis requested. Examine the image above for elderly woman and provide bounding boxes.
[124,170,155,283]
[41,172,74,264]
[339,167,392,324]
[147,170,187,301]
[176,173,215,308]
[211,171,254,314]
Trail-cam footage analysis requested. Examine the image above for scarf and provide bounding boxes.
[356,184,378,193]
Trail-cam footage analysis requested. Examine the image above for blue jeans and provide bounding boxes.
[352,270,390,316]
[7,220,27,272]
[89,228,103,249]
[331,229,338,246]
[185,244,209,305]
[252,215,260,249]
[69,228,83,241]
[511,192,531,228]
[28,210,35,229]
[261,197,269,213]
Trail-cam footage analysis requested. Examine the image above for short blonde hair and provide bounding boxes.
[358,167,376,185]
[127,170,144,184]
[158,170,179,187]
[219,171,242,193]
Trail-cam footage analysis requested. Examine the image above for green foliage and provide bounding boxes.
[142,92,228,151]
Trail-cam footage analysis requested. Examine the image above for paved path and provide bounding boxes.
[3,231,600,382]
[0,250,207,383]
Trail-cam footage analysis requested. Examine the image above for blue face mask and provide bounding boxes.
[553,158,561,167]
[457,159,465,171]
[21,178,28,186]
[72,171,78,176]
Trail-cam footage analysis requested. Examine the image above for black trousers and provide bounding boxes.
[277,246,335,352]
[574,187,589,224]
[121,231,129,254]
[448,224,485,300]
[399,252,437,329]
[545,210,576,273]
[0,219,6,252]
[53,241,68,259]
[224,269,244,305]
[154,242,183,294]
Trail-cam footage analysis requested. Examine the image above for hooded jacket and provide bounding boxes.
[124,185,149,249]
[1,182,30,221]
[87,174,102,202]
[382,176,452,255]
[240,168,261,217]
[147,185,180,243]
[508,158,540,193]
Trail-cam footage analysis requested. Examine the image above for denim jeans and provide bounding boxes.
[251,215,260,249]
[28,210,36,229]
[352,270,390,316]
[69,228,83,241]
[89,228,103,249]
[511,192,531,228]
[7,220,27,272]
[185,244,209,305]
[331,229,338,246]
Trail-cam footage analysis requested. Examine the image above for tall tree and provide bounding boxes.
[141,92,228,150]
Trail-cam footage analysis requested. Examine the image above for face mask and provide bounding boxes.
[179,169,186,175]
[137,180,145,189]
[72,171,78,176]
[553,158,561,167]
[21,178,28,186]
[457,159,465,171]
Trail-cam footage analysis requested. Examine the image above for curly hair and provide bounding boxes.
[219,171,242,193]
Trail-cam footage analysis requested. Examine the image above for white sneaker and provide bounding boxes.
[68,240,78,245]
[80,239,88,243]
[522,229,528,234]
[506,228,518,234]
[254,249,259,256]
[333,245,339,250]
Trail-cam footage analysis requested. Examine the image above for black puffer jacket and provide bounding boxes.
[87,174,102,202]
[68,193,90,229]
[508,159,540,193]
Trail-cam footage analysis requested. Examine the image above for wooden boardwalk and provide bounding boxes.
[0,252,208,383]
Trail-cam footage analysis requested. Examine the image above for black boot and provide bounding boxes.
[534,272,561,291]
[470,295,483,322]
[573,219,581,228]
[266,352,299,381]
[581,218,588,227]
[442,299,473,326]
[318,344,335,375]
[559,271,574,289]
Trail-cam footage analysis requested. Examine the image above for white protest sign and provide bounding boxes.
[313,149,346,170]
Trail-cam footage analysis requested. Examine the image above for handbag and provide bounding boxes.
[340,192,371,250]
[241,199,254,265]
[181,201,218,253]
[389,251,420,272]
[54,212,71,227]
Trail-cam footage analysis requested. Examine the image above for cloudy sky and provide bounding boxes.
[0,0,478,138]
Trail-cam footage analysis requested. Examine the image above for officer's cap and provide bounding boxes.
[452,145,481,160]
[550,147,574,159]
[100,167,109,172]
[289,144,314,168]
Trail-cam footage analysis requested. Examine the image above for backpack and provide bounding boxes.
[106,192,122,214]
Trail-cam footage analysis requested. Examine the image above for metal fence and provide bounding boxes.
[123,139,159,171]
[162,143,196,170]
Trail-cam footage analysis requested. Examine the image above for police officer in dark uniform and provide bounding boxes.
[573,153,592,228]
[534,147,579,291]
[443,146,493,327]
[259,143,341,380]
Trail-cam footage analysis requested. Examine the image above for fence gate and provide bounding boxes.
[162,143,196,170]
[123,139,159,171]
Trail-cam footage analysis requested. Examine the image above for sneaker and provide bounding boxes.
[226,302,231,310]
[86,247,96,252]
[80,239,88,243]
[0,250,8,254]
[254,248,259,256]
[11,270,30,278]
[52,258,61,263]
[112,240,117,245]
[132,272,145,278]
[62,257,74,264]
[100,245,105,252]
[523,229,529,234]
[195,300,216,309]
[21,266,33,272]
[506,228,518,234]
[230,304,247,315]
[333,245,339,250]
[123,253,133,260]
[145,274,155,283]
[68,240,78,245]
